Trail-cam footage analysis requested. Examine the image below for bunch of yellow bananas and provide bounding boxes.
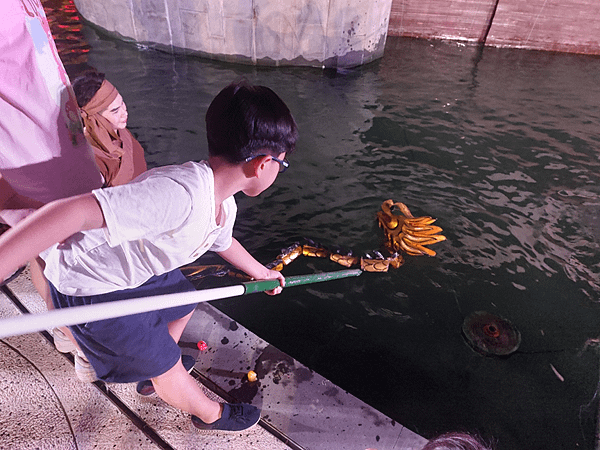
[377,199,446,257]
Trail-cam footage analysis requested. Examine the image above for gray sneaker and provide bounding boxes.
[191,403,261,433]
[52,328,77,353]
[74,350,98,382]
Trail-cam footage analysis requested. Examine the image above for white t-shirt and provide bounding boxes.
[42,161,236,296]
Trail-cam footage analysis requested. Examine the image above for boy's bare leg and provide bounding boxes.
[151,309,222,422]
[152,362,222,423]
[153,309,222,422]
[30,256,80,351]
[167,309,194,343]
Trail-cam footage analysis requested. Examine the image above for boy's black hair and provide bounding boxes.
[206,80,298,164]
[72,71,106,108]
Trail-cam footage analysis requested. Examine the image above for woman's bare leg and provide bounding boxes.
[30,256,80,350]
[30,257,51,307]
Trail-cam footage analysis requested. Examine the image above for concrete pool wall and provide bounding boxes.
[72,0,600,67]
[71,0,394,68]
[388,0,600,55]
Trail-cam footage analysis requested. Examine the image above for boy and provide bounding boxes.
[0,80,297,433]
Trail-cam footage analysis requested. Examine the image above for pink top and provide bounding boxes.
[0,0,102,224]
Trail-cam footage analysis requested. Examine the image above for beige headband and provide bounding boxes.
[81,79,118,116]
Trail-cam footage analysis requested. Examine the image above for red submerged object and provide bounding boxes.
[462,311,521,356]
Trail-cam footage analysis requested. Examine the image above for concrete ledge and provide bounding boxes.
[72,0,393,68]
[182,301,427,449]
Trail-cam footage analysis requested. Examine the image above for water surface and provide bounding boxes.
[46,3,600,448]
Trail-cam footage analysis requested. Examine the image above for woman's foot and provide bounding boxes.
[74,350,98,382]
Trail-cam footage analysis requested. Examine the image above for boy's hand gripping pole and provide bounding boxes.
[242,268,362,294]
[0,269,362,339]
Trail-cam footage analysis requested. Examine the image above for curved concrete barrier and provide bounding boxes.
[73,0,394,68]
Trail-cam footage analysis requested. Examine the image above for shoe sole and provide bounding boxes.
[192,420,260,434]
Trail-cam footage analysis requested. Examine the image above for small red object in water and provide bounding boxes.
[483,323,501,338]
[197,341,208,351]
[462,311,521,357]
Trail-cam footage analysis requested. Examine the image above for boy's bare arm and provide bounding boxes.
[217,238,285,295]
[0,193,105,282]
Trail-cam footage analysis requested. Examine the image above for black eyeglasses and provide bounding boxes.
[244,154,290,173]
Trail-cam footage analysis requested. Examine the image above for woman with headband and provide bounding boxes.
[73,72,147,187]
[52,72,148,379]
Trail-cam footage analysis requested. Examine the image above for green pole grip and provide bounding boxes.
[242,268,363,295]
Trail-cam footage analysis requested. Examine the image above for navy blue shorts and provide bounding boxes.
[50,269,197,383]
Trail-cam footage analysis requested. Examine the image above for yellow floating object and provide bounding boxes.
[302,245,330,258]
[247,370,257,382]
[378,199,446,257]
[361,258,390,272]
[181,199,445,288]
[280,243,303,265]
[330,253,360,267]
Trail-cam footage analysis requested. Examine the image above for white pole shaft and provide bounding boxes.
[0,284,245,339]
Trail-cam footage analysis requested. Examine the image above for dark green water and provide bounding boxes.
[46,1,600,448]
